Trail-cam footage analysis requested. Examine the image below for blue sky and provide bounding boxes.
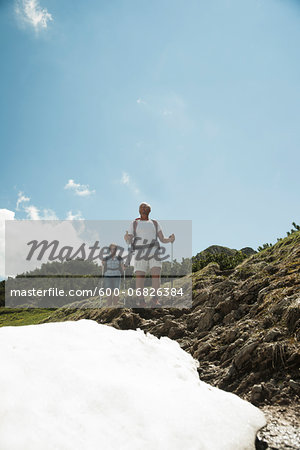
[0,0,299,254]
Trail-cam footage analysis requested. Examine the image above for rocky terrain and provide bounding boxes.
[258,404,300,449]
[39,230,300,448]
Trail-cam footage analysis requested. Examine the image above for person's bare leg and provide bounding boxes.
[112,294,119,306]
[106,294,113,307]
[151,267,161,304]
[135,271,145,304]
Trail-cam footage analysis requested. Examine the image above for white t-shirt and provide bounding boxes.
[129,219,162,245]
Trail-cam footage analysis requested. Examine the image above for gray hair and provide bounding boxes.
[140,202,151,210]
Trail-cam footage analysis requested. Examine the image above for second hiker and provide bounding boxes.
[102,243,124,307]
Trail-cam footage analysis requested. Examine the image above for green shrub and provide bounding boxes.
[192,251,246,272]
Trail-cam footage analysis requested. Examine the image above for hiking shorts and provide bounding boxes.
[133,248,162,274]
[103,276,121,291]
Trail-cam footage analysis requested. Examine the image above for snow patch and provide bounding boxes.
[0,320,265,449]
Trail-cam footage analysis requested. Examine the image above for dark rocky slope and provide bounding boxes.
[43,231,300,406]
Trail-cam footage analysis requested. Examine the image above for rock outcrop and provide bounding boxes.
[194,244,256,260]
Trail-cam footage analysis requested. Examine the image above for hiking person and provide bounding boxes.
[124,202,175,307]
[102,243,124,307]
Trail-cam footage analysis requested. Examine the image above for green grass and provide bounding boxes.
[0,308,56,327]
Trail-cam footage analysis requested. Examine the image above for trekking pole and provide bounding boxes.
[124,240,133,308]
[171,240,174,289]
[100,263,104,307]
[169,241,174,305]
[123,265,126,307]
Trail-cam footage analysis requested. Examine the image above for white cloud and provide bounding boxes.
[16,191,30,210]
[66,211,84,221]
[0,192,88,278]
[24,205,40,220]
[15,0,53,31]
[1,190,92,277]
[40,209,58,220]
[15,191,59,220]
[5,219,87,277]
[120,172,139,195]
[24,206,58,220]
[64,179,96,197]
[121,172,130,185]
[0,209,15,278]
[137,98,146,105]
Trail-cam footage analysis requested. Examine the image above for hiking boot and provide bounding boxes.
[137,298,147,308]
[150,298,162,308]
